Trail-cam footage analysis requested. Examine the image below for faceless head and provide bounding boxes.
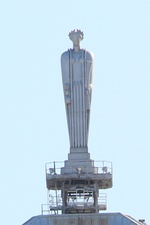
[68,29,84,47]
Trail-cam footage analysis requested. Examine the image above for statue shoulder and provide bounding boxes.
[85,50,94,62]
[61,50,70,63]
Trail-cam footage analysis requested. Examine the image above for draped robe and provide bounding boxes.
[61,49,94,148]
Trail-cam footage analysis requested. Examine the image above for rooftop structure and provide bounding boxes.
[43,29,112,215]
[23,30,146,225]
[23,213,147,225]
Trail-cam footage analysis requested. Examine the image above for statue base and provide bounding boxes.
[70,147,88,153]
[61,147,97,174]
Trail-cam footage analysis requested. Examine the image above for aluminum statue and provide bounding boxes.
[61,29,94,149]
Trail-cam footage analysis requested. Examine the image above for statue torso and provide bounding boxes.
[61,49,94,85]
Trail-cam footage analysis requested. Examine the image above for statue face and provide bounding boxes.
[71,34,81,46]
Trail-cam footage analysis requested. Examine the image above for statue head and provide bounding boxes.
[68,29,84,47]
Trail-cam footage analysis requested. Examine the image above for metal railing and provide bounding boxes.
[41,192,107,215]
[41,204,51,215]
[98,193,107,210]
[45,160,112,176]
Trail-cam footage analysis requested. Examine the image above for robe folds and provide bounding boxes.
[61,49,94,148]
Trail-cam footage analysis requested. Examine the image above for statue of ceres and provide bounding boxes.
[61,30,94,149]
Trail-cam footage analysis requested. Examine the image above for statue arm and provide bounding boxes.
[61,51,71,104]
[85,51,94,109]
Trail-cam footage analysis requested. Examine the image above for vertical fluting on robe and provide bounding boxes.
[61,49,93,148]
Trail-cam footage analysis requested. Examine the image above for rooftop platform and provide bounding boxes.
[46,161,113,190]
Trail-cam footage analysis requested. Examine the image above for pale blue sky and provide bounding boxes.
[0,1,150,224]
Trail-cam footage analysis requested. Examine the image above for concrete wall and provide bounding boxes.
[23,213,143,225]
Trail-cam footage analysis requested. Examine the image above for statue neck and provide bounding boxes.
[73,45,80,52]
